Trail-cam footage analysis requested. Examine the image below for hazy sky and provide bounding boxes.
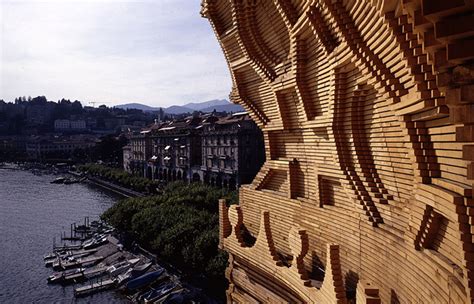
[0,0,232,107]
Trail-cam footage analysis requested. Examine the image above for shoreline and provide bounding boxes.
[4,163,226,302]
[79,174,146,198]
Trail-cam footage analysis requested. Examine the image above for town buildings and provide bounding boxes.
[148,115,203,183]
[0,97,156,137]
[54,119,87,132]
[203,0,474,303]
[25,135,99,160]
[201,112,265,189]
[126,131,152,177]
[124,112,265,189]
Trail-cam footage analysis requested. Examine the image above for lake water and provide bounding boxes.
[0,167,129,303]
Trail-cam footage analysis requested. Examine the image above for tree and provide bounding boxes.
[100,181,235,299]
[31,96,47,104]
[71,100,83,115]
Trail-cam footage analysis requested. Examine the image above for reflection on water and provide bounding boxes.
[0,168,128,303]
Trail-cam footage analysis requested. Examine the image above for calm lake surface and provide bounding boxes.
[0,167,129,304]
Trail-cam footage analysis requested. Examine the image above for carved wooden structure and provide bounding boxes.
[202,0,474,302]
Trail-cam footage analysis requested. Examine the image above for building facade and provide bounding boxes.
[201,112,265,189]
[25,135,98,160]
[70,120,86,130]
[128,131,152,177]
[54,119,70,131]
[203,0,474,303]
[124,113,265,189]
[148,116,202,182]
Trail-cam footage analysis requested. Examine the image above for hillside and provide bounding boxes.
[113,103,158,112]
[164,105,195,114]
[183,99,229,111]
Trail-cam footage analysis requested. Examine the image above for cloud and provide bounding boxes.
[0,0,231,106]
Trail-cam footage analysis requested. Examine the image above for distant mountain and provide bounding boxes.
[114,99,243,115]
[164,105,195,114]
[200,104,244,113]
[114,103,158,112]
[183,99,229,111]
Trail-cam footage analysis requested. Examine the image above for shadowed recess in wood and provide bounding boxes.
[202,0,474,302]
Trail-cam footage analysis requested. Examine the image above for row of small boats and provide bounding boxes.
[43,227,196,302]
[72,259,183,302]
[44,236,109,270]
[82,234,108,250]
[122,266,183,303]
[44,248,98,267]
[133,279,181,303]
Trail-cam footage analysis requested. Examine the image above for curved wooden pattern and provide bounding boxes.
[203,0,474,303]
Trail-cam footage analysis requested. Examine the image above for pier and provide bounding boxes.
[53,255,104,270]
[74,278,116,297]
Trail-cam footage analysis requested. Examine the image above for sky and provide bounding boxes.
[0,0,232,107]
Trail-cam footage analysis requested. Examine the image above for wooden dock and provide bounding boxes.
[74,278,116,297]
[53,255,104,270]
[62,266,108,283]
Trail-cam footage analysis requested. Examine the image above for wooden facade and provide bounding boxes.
[202,0,474,303]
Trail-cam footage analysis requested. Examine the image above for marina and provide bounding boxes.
[0,164,220,303]
[0,167,126,303]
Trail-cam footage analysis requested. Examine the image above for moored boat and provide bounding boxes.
[143,281,180,303]
[106,258,140,277]
[126,269,165,291]
[47,267,85,284]
[50,177,67,184]
[117,262,153,286]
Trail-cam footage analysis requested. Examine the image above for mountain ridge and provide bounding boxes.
[115,99,243,114]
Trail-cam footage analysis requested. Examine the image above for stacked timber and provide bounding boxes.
[202,0,474,303]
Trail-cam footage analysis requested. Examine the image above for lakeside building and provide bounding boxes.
[203,0,474,303]
[200,112,265,189]
[0,136,27,158]
[25,135,99,160]
[127,131,152,177]
[148,115,203,183]
[124,112,265,189]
